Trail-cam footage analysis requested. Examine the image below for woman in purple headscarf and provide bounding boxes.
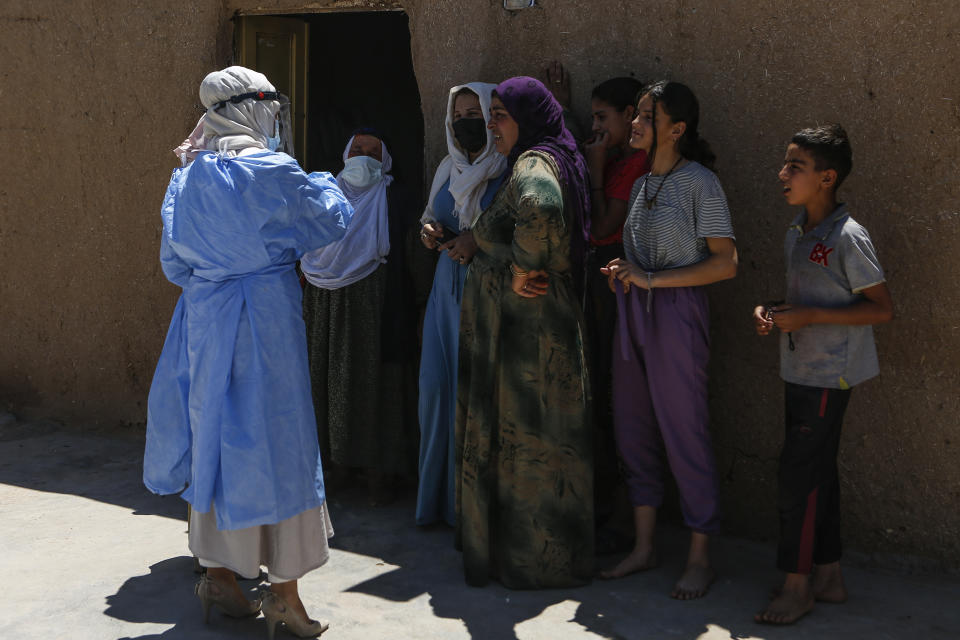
[455,77,593,589]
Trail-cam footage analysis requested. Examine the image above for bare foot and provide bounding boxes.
[811,562,848,603]
[769,564,848,603]
[599,547,658,579]
[671,563,715,600]
[755,588,814,625]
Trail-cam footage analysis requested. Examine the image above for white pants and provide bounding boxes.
[189,503,334,583]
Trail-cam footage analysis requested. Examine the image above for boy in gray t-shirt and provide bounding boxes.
[752,125,893,625]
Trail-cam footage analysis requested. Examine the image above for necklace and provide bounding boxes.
[643,156,683,210]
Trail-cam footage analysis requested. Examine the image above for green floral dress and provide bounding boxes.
[455,150,593,589]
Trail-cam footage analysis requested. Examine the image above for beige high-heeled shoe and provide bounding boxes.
[261,590,329,639]
[195,573,262,623]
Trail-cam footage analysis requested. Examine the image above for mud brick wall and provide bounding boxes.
[2,0,957,564]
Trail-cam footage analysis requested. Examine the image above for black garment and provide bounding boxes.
[381,181,419,363]
[777,382,852,574]
[584,243,625,526]
[302,180,420,477]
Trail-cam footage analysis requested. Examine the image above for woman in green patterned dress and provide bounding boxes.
[456,77,594,589]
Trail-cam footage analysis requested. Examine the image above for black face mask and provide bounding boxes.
[452,117,487,154]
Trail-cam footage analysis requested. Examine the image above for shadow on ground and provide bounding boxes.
[104,556,269,640]
[0,420,183,521]
[326,487,774,640]
[4,423,959,639]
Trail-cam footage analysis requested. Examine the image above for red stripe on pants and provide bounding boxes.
[798,487,818,574]
[818,389,829,418]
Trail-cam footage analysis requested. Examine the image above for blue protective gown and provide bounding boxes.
[415,173,505,526]
[143,151,353,531]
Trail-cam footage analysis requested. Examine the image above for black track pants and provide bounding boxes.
[777,382,852,574]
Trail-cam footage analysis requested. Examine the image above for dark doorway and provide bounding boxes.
[302,12,423,193]
[236,11,424,191]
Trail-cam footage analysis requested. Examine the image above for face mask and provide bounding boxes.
[341,154,383,188]
[265,119,280,152]
[452,117,487,154]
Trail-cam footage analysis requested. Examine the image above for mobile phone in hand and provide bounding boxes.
[437,225,459,247]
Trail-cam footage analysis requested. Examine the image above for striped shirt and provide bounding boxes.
[623,161,735,271]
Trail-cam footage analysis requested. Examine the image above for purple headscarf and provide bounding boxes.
[495,76,591,282]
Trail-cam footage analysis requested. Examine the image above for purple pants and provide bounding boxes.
[612,283,720,534]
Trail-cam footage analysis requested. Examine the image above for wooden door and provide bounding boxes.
[236,16,309,164]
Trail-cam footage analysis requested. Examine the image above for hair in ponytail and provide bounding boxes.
[644,80,716,171]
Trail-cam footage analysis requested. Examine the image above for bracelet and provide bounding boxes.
[509,263,529,277]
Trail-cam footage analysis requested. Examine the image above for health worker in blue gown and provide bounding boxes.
[416,83,507,526]
[143,66,351,637]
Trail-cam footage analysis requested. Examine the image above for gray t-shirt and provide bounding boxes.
[623,161,735,271]
[781,204,886,389]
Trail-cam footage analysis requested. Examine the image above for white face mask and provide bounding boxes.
[340,155,383,188]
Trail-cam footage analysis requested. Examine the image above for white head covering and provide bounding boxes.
[195,66,281,156]
[300,133,395,289]
[335,133,394,202]
[421,82,507,231]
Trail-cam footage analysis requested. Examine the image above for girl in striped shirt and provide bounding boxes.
[600,81,738,600]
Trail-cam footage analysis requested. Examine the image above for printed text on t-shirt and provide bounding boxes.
[808,242,833,267]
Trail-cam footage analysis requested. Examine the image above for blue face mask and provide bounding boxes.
[340,155,383,189]
[265,118,281,152]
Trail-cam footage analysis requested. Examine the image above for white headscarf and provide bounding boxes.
[421,82,507,231]
[300,134,395,289]
[195,66,281,157]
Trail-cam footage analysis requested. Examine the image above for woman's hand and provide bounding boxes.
[584,131,610,169]
[600,258,649,294]
[753,305,774,336]
[439,230,479,265]
[511,268,550,298]
[420,222,443,249]
[542,61,571,108]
